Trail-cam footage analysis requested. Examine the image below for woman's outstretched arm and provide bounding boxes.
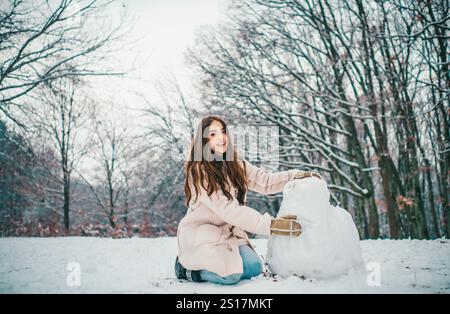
[242,158,300,195]
[197,187,273,236]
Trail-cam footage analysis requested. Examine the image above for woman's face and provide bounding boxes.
[207,120,228,155]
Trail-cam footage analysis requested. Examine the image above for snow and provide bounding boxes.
[0,237,449,293]
[267,177,364,279]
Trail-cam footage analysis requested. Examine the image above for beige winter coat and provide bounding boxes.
[176,158,299,277]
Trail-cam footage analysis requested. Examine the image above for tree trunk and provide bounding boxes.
[63,171,70,230]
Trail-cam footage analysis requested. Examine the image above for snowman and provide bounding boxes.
[266,175,364,279]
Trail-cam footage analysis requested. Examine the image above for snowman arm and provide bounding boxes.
[244,159,301,195]
[197,188,272,236]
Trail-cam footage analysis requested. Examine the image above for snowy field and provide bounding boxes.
[0,237,449,294]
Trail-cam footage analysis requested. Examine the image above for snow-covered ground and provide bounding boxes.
[0,237,449,293]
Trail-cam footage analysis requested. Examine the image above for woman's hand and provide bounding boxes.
[293,170,322,180]
[270,214,302,237]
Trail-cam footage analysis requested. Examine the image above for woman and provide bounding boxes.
[175,115,320,285]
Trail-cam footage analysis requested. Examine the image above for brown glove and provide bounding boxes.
[270,214,302,237]
[293,171,322,180]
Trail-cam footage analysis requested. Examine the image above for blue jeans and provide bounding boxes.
[199,245,263,285]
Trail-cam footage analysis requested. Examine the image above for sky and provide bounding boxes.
[90,0,230,127]
[126,0,226,77]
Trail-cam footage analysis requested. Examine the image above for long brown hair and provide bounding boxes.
[184,115,248,207]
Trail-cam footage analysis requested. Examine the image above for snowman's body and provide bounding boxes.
[266,177,364,279]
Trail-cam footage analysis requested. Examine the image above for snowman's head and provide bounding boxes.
[279,176,330,222]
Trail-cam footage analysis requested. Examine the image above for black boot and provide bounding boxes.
[174,256,203,282]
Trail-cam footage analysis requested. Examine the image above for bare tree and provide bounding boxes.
[136,74,202,233]
[77,110,136,229]
[33,77,92,230]
[0,0,126,127]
